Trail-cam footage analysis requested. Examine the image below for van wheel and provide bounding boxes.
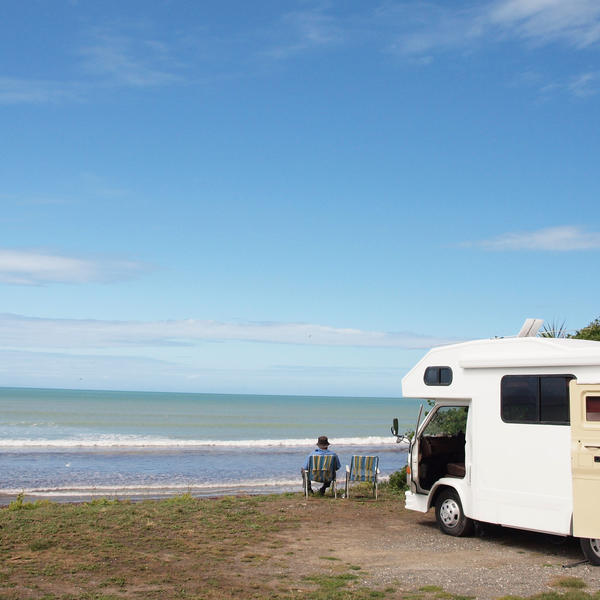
[580,538,600,565]
[435,489,473,537]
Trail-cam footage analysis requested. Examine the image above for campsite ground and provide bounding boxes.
[1,489,600,600]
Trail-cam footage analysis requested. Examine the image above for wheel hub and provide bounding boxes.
[590,539,600,557]
[439,498,460,529]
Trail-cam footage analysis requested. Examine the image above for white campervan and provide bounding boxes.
[397,325,600,564]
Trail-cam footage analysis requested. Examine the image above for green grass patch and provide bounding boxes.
[550,576,587,589]
[420,586,445,593]
[28,539,54,551]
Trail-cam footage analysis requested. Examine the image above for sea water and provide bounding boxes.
[0,387,420,502]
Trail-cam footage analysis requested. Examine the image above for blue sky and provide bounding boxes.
[1,0,599,395]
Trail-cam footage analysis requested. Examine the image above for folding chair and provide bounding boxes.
[301,454,337,498]
[345,455,380,500]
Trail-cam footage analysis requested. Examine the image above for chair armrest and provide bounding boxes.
[345,465,350,473]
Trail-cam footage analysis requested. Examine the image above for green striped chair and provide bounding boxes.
[302,454,338,498]
[345,455,380,500]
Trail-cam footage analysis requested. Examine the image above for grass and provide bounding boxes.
[550,577,587,590]
[0,491,597,600]
[1,493,296,599]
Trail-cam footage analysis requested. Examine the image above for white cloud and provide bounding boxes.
[467,225,600,251]
[489,0,600,48]
[0,28,182,105]
[80,33,181,87]
[0,313,455,350]
[387,0,600,60]
[0,77,81,105]
[568,71,600,97]
[263,8,344,59]
[0,249,149,285]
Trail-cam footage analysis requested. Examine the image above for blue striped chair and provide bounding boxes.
[301,454,337,498]
[345,455,380,500]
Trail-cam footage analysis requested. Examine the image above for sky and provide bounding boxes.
[1,0,599,396]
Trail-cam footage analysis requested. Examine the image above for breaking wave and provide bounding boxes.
[0,435,404,450]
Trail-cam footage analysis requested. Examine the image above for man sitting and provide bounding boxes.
[302,436,341,496]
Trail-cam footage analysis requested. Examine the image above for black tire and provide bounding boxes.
[580,538,600,565]
[435,488,473,537]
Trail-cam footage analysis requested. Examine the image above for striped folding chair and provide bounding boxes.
[345,455,380,500]
[301,454,337,498]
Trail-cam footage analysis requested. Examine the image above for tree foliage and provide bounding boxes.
[571,317,600,341]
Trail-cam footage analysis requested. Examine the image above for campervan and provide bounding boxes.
[394,322,600,564]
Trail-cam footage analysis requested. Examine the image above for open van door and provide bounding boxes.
[570,381,600,563]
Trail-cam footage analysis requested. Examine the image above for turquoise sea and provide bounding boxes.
[0,387,420,502]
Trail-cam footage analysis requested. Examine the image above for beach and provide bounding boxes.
[0,387,414,502]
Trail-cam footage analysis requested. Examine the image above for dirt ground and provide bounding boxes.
[253,491,600,599]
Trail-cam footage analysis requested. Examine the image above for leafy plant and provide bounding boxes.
[571,317,600,341]
[539,320,568,338]
[387,466,409,493]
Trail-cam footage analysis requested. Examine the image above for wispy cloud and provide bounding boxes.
[80,32,181,87]
[489,0,600,48]
[0,77,82,105]
[568,71,600,97]
[465,225,600,251]
[0,313,455,350]
[387,0,600,60]
[0,26,182,105]
[263,8,344,59]
[0,249,150,285]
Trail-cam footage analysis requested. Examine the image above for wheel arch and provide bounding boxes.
[427,480,467,512]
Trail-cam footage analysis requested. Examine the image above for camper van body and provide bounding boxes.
[401,336,600,559]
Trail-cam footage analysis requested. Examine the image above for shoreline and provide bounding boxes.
[0,483,300,506]
[0,474,393,505]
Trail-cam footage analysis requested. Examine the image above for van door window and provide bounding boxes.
[586,396,600,422]
[418,406,468,491]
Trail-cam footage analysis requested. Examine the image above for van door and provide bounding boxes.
[570,381,600,538]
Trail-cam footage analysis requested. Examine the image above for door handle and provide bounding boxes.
[584,445,600,449]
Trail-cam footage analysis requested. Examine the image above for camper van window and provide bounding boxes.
[424,366,453,386]
[586,397,600,422]
[501,375,573,425]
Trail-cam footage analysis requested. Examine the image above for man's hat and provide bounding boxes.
[317,436,330,448]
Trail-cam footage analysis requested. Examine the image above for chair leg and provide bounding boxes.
[345,473,349,499]
[333,480,337,499]
[302,470,308,498]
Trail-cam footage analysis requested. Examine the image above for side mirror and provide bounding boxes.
[391,418,399,437]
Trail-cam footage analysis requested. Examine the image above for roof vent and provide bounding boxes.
[517,318,544,337]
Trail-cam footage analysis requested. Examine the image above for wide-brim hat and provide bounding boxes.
[317,435,330,448]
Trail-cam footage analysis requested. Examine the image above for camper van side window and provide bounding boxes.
[424,366,453,386]
[501,375,573,425]
[540,377,571,423]
[501,376,538,422]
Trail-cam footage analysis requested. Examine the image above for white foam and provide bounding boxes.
[0,435,400,450]
[0,478,303,497]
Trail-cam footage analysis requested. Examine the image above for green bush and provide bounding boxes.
[387,466,409,493]
[571,317,600,341]
[8,492,53,511]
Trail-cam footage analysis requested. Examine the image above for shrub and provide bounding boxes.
[387,466,409,493]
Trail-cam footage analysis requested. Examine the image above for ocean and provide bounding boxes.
[0,387,419,503]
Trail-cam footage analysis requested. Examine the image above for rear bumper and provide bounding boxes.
[405,490,429,513]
